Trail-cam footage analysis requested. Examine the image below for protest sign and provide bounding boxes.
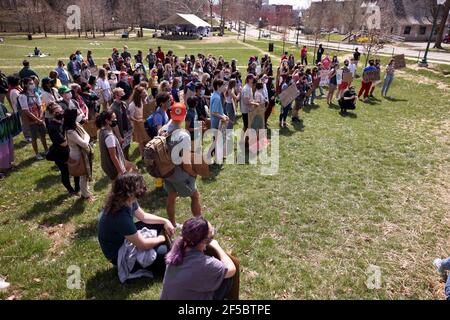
[319,70,330,87]
[279,83,300,107]
[393,54,406,69]
[336,70,343,85]
[363,70,381,82]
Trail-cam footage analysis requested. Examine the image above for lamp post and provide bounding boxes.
[296,14,301,46]
[420,0,446,67]
[258,17,262,40]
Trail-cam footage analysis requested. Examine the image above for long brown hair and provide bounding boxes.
[131,86,146,108]
[104,173,148,214]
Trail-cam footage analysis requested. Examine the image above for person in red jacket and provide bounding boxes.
[156,46,165,64]
[301,46,308,65]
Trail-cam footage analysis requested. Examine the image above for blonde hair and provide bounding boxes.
[113,87,125,98]
[158,80,171,93]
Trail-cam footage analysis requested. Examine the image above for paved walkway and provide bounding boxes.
[234,24,450,65]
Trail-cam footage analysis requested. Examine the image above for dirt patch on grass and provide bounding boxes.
[407,63,450,76]
[38,223,75,255]
[201,36,238,45]
[397,69,450,92]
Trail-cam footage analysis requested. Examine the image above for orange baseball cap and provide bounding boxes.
[171,103,187,121]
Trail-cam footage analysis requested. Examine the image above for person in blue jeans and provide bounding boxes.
[279,76,292,128]
[381,59,395,98]
[434,257,450,300]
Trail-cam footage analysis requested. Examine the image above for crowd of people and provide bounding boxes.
[2,42,447,301]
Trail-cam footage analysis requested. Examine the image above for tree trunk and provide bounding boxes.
[434,0,450,49]
[210,1,213,29]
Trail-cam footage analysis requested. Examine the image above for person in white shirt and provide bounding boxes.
[41,77,62,125]
[240,74,257,131]
[96,68,112,111]
[349,59,357,78]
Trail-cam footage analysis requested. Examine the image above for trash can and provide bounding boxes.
[268,43,274,52]
[27,34,32,41]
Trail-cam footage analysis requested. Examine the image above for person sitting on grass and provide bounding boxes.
[98,173,175,276]
[434,257,450,300]
[160,217,237,300]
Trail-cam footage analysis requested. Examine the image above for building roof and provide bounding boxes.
[159,14,211,28]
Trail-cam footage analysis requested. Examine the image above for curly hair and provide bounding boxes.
[103,173,148,214]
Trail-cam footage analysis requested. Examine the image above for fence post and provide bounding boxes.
[417,51,421,63]
[392,48,395,57]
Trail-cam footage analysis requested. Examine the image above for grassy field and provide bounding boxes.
[0,34,449,300]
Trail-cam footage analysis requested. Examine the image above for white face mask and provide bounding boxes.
[200,90,206,96]
[28,84,36,91]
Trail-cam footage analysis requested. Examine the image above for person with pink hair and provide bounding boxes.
[161,217,237,300]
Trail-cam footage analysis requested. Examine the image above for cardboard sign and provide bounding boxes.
[363,70,381,82]
[393,54,406,69]
[249,106,266,132]
[343,71,353,84]
[319,70,330,87]
[279,83,300,107]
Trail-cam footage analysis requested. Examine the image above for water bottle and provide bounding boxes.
[154,178,163,189]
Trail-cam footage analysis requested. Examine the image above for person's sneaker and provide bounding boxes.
[36,154,44,161]
[433,259,448,281]
[0,278,10,291]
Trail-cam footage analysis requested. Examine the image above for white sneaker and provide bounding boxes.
[0,279,10,291]
[176,223,184,230]
[36,154,44,161]
[433,258,447,280]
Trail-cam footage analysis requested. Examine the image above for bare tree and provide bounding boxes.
[434,0,450,48]
[362,30,384,67]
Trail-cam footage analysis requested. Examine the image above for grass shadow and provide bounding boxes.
[85,267,160,300]
[340,111,358,119]
[202,163,223,184]
[303,103,320,114]
[35,174,60,190]
[362,99,381,106]
[139,188,167,212]
[21,193,70,221]
[75,221,98,240]
[328,103,341,110]
[130,147,141,163]
[13,140,29,151]
[292,119,305,132]
[384,97,408,102]
[94,175,110,192]
[279,126,295,137]
[41,198,87,226]
[14,156,37,172]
